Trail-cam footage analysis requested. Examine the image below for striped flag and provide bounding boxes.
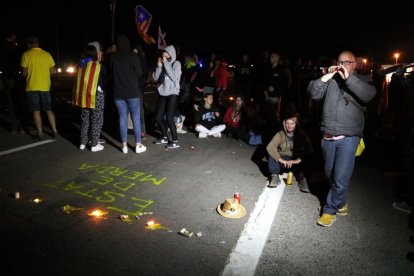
[135,5,156,45]
[158,26,167,50]
[73,61,101,108]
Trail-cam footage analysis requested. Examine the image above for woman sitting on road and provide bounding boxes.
[223,95,245,138]
[266,112,313,192]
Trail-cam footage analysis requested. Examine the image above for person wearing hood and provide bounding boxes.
[153,45,182,149]
[266,113,312,192]
[73,42,106,152]
[109,35,146,154]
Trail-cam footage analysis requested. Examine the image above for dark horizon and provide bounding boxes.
[2,1,414,65]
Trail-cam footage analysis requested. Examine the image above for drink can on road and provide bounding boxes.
[287,172,293,185]
[234,193,241,203]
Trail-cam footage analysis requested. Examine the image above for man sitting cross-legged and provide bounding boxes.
[194,92,225,138]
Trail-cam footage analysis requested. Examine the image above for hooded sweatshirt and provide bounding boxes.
[266,117,312,161]
[153,45,182,96]
[109,35,143,99]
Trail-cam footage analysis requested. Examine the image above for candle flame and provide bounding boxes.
[88,209,108,218]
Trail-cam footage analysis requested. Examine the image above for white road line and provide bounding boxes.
[222,175,286,276]
[0,139,55,156]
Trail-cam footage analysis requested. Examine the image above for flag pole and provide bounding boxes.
[110,0,116,43]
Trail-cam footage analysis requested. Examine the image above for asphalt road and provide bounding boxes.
[0,88,413,275]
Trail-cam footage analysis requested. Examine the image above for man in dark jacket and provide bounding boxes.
[308,50,376,227]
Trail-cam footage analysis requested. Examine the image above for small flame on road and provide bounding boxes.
[88,209,108,218]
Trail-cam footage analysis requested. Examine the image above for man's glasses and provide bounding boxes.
[337,60,355,66]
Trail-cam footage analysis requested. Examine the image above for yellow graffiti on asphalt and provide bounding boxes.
[78,163,166,185]
[44,163,167,215]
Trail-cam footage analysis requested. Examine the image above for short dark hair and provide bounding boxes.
[26,35,38,45]
[203,92,213,98]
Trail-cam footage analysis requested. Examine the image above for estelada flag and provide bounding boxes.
[135,5,156,45]
[73,61,101,108]
[158,25,167,50]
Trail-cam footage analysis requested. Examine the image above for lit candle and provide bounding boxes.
[88,209,107,218]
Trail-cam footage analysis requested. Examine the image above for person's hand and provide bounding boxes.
[337,65,350,79]
[280,159,291,169]
[215,111,220,117]
[321,66,339,82]
[157,57,163,67]
[231,111,237,119]
[194,104,199,111]
[288,159,301,166]
[283,159,301,169]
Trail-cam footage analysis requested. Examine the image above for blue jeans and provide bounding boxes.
[321,136,360,214]
[114,98,141,144]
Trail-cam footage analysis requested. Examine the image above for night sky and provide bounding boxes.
[2,1,414,65]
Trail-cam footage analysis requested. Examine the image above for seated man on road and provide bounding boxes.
[194,92,225,138]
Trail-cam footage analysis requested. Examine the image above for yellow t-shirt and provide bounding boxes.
[21,47,55,92]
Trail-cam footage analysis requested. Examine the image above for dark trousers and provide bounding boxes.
[155,94,179,141]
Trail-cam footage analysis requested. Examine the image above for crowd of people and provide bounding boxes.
[5,32,414,232]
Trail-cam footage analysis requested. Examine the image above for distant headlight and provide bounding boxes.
[66,66,76,74]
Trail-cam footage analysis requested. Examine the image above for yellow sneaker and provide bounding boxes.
[337,204,348,216]
[317,213,336,227]
[318,203,348,216]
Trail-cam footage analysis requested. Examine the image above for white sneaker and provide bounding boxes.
[88,138,105,145]
[135,144,147,153]
[79,144,86,150]
[198,133,208,138]
[122,146,128,154]
[91,144,104,152]
[177,127,187,134]
[212,133,222,138]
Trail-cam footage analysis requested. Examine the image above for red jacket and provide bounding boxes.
[224,106,241,128]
